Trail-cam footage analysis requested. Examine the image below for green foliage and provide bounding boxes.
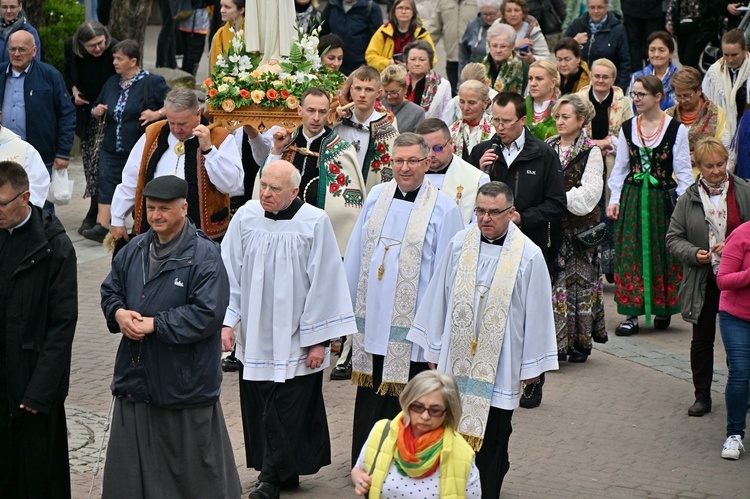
[38,0,85,72]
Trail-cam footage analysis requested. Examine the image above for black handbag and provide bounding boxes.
[540,0,563,35]
[574,222,607,248]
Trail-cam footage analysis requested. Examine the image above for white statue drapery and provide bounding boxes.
[245,0,296,63]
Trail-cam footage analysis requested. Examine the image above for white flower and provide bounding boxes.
[238,55,253,72]
[229,54,239,63]
[215,56,227,69]
[218,84,229,93]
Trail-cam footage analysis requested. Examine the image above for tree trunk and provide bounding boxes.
[108,0,152,48]
[24,1,46,28]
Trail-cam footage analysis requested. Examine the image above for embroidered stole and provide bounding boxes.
[449,223,525,451]
[0,128,28,166]
[352,180,439,395]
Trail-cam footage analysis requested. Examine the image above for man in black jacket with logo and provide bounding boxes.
[469,92,566,410]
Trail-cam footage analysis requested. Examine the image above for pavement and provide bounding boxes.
[51,22,750,499]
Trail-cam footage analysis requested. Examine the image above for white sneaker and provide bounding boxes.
[721,435,745,460]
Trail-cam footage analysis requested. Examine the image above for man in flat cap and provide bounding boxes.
[100,175,241,498]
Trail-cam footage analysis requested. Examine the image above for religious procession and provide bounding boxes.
[2,0,750,497]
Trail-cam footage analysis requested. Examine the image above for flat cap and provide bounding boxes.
[143,175,188,201]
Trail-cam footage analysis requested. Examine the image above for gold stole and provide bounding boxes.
[450,223,525,450]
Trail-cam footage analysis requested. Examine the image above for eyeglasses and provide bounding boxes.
[392,157,427,167]
[0,190,25,208]
[629,91,652,101]
[674,91,695,101]
[430,140,451,154]
[384,90,403,97]
[481,10,499,18]
[7,46,31,54]
[474,206,512,219]
[491,116,523,129]
[489,43,512,51]
[408,402,447,418]
[591,73,613,81]
[83,38,106,51]
[0,5,19,10]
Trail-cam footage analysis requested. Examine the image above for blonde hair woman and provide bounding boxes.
[450,80,494,159]
[526,59,560,140]
[381,64,426,133]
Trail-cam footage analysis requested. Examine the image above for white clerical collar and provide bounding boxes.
[593,90,611,103]
[398,182,423,198]
[7,206,31,234]
[502,130,525,152]
[302,128,326,144]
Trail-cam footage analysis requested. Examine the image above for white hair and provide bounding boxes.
[477,0,502,10]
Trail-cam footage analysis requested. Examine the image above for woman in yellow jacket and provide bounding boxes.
[365,0,436,72]
[209,0,245,70]
[351,371,481,498]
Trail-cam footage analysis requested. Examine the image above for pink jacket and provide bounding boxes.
[717,221,750,322]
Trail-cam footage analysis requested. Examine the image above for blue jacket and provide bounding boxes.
[100,220,230,409]
[564,11,631,90]
[320,0,383,75]
[0,15,42,64]
[0,60,75,165]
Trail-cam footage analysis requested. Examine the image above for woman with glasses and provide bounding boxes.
[381,64,426,133]
[563,0,631,90]
[498,0,550,65]
[526,59,559,140]
[666,67,731,177]
[404,40,452,121]
[667,137,750,419]
[449,80,494,160]
[365,0,436,72]
[576,58,633,282]
[64,20,117,235]
[351,370,481,498]
[606,75,693,336]
[547,94,607,362]
[627,31,679,112]
[482,21,528,95]
[459,0,503,76]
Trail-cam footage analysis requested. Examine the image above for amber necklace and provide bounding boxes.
[679,99,703,126]
[636,113,666,147]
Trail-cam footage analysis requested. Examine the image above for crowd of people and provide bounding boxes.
[5,0,750,498]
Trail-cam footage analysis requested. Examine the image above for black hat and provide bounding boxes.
[142,175,188,201]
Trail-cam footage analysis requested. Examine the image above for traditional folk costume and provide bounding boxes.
[100,218,241,498]
[344,179,464,464]
[406,70,453,122]
[666,97,731,177]
[335,109,399,194]
[577,84,634,276]
[407,223,558,497]
[222,198,355,484]
[546,133,607,357]
[702,55,750,137]
[449,114,494,161]
[526,95,558,141]
[425,154,490,225]
[442,87,497,128]
[111,120,243,239]
[261,126,364,255]
[0,126,49,207]
[609,116,693,321]
[483,54,528,94]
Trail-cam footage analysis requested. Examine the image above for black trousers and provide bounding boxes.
[475,407,514,499]
[676,22,709,71]
[178,31,206,76]
[447,60,459,97]
[692,274,720,402]
[350,355,428,465]
[157,0,177,68]
[623,15,665,71]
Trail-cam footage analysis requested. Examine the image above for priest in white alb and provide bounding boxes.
[343,132,464,465]
[407,181,559,499]
[221,160,355,499]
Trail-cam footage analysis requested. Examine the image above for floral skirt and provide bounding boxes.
[614,184,682,317]
[553,225,608,355]
[81,117,105,198]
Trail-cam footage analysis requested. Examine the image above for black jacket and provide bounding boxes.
[469,129,567,266]
[564,11,631,89]
[527,0,566,34]
[1,206,77,418]
[320,0,384,75]
[101,220,229,409]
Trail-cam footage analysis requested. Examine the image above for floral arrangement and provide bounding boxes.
[204,26,344,112]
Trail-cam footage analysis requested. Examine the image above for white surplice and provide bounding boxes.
[407,227,559,410]
[221,201,356,383]
[343,181,465,362]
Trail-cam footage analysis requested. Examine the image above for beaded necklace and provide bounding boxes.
[636,113,666,147]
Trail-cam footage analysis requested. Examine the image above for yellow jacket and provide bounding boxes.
[365,22,437,72]
[209,17,244,71]
[363,414,475,499]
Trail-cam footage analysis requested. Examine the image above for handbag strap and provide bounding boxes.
[367,420,391,476]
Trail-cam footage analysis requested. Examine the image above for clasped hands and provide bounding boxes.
[115,309,155,340]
